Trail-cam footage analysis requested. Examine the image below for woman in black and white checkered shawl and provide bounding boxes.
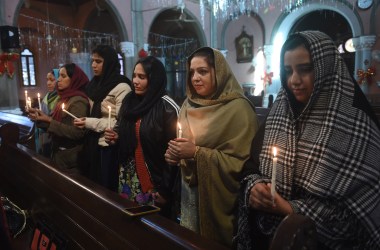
[235,31,380,249]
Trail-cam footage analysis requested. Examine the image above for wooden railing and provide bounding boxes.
[0,111,35,149]
[0,122,318,250]
[0,122,227,250]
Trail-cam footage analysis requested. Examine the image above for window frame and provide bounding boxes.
[20,48,36,87]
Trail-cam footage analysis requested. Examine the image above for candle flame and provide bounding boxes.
[108,105,111,111]
[273,146,277,157]
[37,93,40,98]
[177,122,182,130]
[25,90,27,94]
[61,103,65,110]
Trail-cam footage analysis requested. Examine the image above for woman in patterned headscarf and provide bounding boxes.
[235,31,380,249]
[29,63,89,173]
[165,47,259,247]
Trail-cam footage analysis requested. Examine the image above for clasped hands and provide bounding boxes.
[27,107,52,123]
[165,138,196,166]
[249,182,293,216]
[104,128,118,145]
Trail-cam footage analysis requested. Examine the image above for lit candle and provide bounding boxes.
[37,93,42,110]
[61,103,78,119]
[271,147,278,203]
[107,106,111,128]
[24,90,28,108]
[27,97,32,110]
[177,122,183,138]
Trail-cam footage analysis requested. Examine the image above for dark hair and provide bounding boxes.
[280,35,311,85]
[91,45,120,75]
[134,56,166,84]
[61,63,76,78]
[189,47,215,68]
[92,44,117,58]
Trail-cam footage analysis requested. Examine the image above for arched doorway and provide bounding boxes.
[17,0,125,83]
[149,6,205,104]
[290,10,355,77]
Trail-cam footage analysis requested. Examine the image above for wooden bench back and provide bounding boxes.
[0,112,35,149]
[0,123,226,250]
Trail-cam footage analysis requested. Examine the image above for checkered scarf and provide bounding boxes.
[236,31,380,249]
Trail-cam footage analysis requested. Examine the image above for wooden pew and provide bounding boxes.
[371,105,380,124]
[0,111,35,150]
[0,122,317,250]
[256,107,270,125]
[0,123,227,250]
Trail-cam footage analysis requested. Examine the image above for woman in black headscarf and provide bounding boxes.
[74,45,131,191]
[105,56,180,219]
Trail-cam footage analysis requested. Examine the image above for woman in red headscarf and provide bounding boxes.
[28,63,89,173]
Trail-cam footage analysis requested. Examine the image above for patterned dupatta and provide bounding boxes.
[236,31,380,249]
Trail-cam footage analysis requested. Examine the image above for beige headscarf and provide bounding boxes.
[179,47,259,246]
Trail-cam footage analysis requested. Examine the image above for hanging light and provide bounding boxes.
[46,0,52,44]
[344,38,356,53]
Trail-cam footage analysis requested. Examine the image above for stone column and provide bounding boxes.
[210,5,217,48]
[352,35,376,95]
[262,44,280,108]
[125,0,144,76]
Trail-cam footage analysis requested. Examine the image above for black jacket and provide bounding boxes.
[116,95,179,202]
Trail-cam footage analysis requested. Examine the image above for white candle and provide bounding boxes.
[61,103,78,119]
[107,106,111,128]
[177,122,183,138]
[37,93,42,110]
[271,147,278,202]
[27,97,32,110]
[24,90,28,108]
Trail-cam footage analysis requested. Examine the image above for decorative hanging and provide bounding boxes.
[149,0,347,25]
[148,32,197,59]
[18,14,118,67]
[262,70,274,88]
[357,66,376,85]
[138,49,148,58]
[0,53,20,78]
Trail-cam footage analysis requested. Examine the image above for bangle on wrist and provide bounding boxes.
[194,146,200,158]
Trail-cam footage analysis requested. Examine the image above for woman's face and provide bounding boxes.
[46,72,56,93]
[189,56,216,99]
[133,63,148,96]
[284,45,315,104]
[57,67,71,91]
[91,53,104,77]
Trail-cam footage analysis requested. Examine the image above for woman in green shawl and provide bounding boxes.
[35,69,60,157]
[165,47,259,247]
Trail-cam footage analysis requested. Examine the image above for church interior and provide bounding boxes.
[0,0,379,249]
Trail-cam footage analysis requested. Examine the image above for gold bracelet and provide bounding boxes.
[194,146,200,158]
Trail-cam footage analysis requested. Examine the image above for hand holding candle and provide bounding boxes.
[37,93,42,110]
[24,90,28,109]
[271,146,278,203]
[177,122,183,138]
[61,103,78,119]
[107,106,112,129]
[27,97,32,110]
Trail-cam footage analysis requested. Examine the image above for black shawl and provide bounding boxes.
[117,56,167,163]
[83,45,131,180]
